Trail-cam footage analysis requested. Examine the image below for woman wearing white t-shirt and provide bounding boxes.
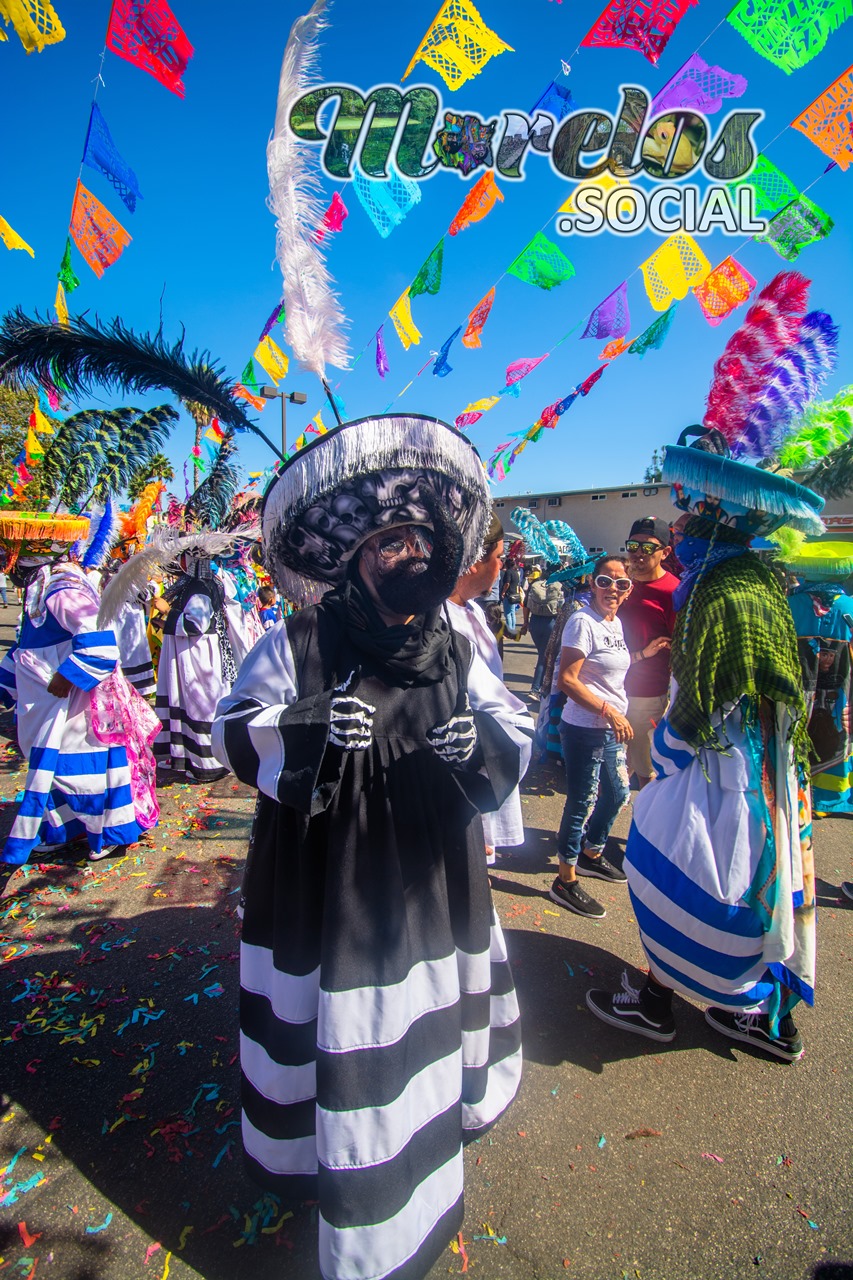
[550,555,670,919]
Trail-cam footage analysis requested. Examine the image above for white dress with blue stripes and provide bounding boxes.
[625,684,815,1014]
[0,569,145,865]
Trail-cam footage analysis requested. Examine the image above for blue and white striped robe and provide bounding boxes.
[625,691,815,1013]
[0,567,146,864]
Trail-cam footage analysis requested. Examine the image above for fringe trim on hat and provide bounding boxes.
[783,541,853,580]
[662,445,825,535]
[262,415,490,598]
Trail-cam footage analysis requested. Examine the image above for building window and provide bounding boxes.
[643,486,658,496]
[591,493,607,501]
[588,545,604,554]
[622,491,638,498]
[528,499,538,508]
[547,496,561,507]
[494,501,504,508]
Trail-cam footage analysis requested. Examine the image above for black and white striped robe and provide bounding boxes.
[212,601,532,1280]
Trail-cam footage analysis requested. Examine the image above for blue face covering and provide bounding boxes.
[673,534,748,612]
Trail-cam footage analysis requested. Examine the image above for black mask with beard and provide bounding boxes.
[360,488,464,616]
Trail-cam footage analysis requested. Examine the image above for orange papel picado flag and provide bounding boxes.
[69,181,132,278]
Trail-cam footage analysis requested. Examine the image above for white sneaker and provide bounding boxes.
[88,844,126,863]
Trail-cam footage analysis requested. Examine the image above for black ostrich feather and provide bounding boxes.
[184,432,240,531]
[0,310,259,439]
[90,405,180,505]
[41,407,136,498]
[804,438,853,500]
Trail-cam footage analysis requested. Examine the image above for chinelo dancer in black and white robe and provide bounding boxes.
[212,414,533,1280]
[154,557,235,782]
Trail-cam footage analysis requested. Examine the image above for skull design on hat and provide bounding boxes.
[262,415,491,604]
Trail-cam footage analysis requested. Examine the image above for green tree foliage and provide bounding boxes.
[127,452,175,500]
[643,448,663,484]
[0,386,61,507]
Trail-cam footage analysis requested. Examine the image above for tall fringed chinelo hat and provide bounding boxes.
[662,425,826,541]
[262,414,491,605]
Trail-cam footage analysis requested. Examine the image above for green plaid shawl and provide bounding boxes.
[670,552,808,760]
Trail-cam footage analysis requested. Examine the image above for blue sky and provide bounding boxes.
[1,0,850,497]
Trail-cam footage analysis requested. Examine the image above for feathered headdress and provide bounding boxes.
[267,0,349,381]
[183,433,240,532]
[730,311,839,460]
[81,499,121,570]
[703,272,810,447]
[119,481,165,554]
[543,519,589,568]
[0,311,284,460]
[778,384,853,475]
[98,525,260,627]
[510,508,561,562]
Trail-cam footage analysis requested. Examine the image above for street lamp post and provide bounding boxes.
[258,386,308,456]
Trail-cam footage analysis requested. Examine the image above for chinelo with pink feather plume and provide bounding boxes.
[662,269,837,541]
[703,272,811,446]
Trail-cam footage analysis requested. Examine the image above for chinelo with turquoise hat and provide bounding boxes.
[585,269,837,1066]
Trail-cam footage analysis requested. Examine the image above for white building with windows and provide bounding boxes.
[493,482,675,556]
[494,482,853,557]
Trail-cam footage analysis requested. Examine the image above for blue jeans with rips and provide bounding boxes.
[556,722,630,866]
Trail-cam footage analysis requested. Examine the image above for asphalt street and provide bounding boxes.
[0,609,850,1280]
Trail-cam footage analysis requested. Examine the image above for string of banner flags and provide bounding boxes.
[1,0,851,483]
[0,1,316,488]
[294,0,851,473]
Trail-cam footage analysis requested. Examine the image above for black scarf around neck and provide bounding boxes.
[320,577,454,687]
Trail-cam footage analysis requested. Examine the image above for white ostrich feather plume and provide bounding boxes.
[268,0,349,380]
[98,525,259,627]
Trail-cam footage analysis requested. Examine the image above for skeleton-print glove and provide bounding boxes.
[427,695,477,765]
[329,672,375,751]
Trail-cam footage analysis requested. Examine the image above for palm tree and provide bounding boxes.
[127,452,175,500]
[182,398,212,493]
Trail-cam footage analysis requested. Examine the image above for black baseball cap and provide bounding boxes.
[628,516,670,546]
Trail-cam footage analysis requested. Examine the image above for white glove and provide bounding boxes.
[428,696,477,765]
[329,673,375,751]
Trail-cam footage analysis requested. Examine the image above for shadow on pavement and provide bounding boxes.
[2,884,321,1279]
[504,925,752,1076]
[815,875,852,908]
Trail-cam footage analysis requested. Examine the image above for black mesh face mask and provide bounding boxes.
[358,493,463,615]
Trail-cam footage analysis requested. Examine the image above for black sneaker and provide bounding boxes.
[548,876,606,918]
[704,1007,804,1062]
[586,972,676,1041]
[576,850,627,882]
[840,881,853,902]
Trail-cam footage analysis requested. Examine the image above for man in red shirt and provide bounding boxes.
[618,517,676,789]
